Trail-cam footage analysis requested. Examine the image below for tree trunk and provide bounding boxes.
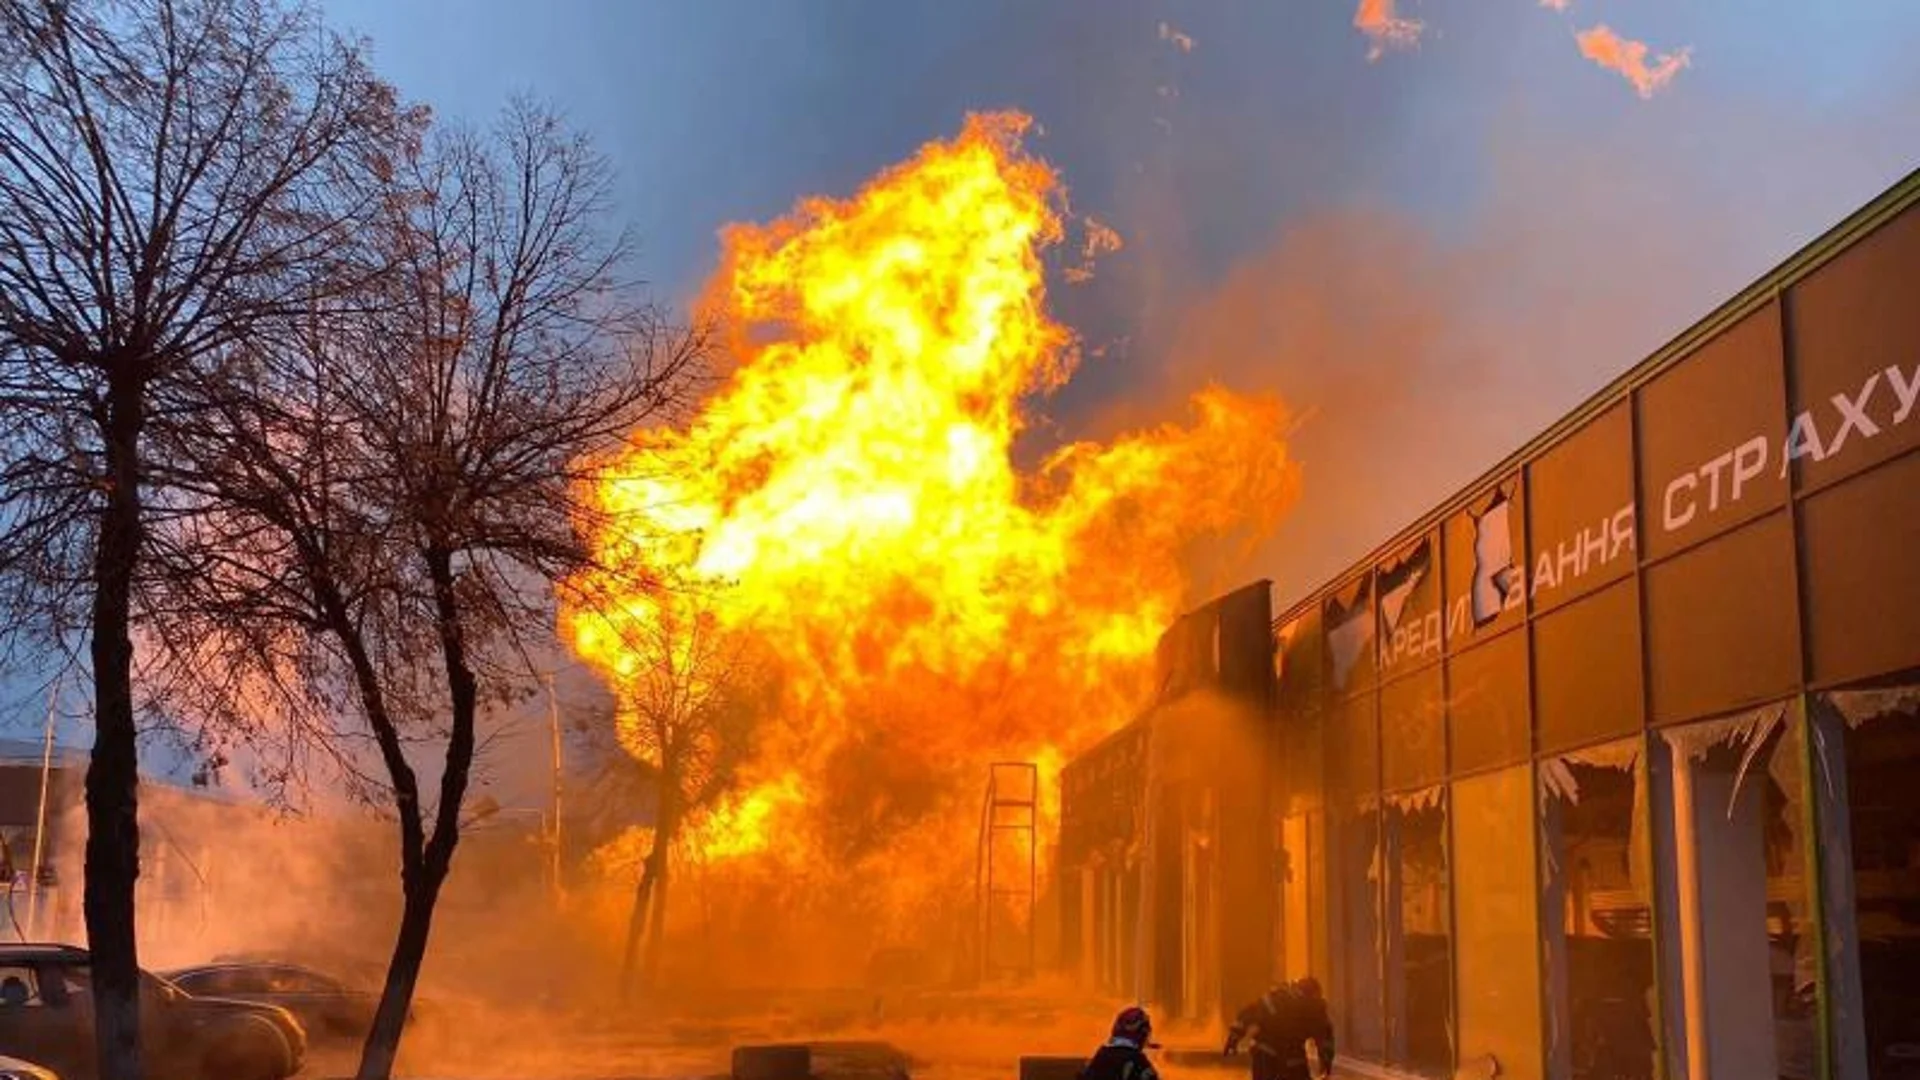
[352,544,479,1080]
[643,844,671,989]
[620,794,677,999]
[354,861,446,1080]
[619,857,656,1001]
[86,366,147,1080]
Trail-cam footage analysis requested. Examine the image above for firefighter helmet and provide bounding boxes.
[1112,1005,1156,1046]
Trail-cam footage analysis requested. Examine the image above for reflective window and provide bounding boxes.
[1800,450,1920,688]
[1330,692,1385,1059]
[1449,628,1531,776]
[1453,764,1544,1080]
[1636,303,1788,559]
[1385,786,1452,1077]
[1786,199,1920,491]
[1654,704,1816,1080]
[1382,665,1445,792]
[0,965,43,1007]
[1334,799,1384,1060]
[1527,404,1636,613]
[1644,512,1801,724]
[1810,684,1920,1080]
[1539,739,1657,1080]
[1276,811,1319,985]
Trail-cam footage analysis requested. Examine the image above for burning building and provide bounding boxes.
[1060,166,1920,1080]
[1057,581,1277,1025]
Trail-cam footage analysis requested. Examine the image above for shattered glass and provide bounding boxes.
[1539,738,1656,1080]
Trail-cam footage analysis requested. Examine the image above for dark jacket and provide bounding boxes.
[1081,1039,1160,1080]
[1226,988,1335,1077]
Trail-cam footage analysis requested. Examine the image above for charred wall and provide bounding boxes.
[1060,579,1277,1026]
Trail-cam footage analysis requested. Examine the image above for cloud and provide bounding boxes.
[1576,24,1692,99]
[1157,21,1196,53]
[1354,0,1424,61]
[1539,0,1571,10]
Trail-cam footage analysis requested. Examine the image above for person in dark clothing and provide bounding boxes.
[1081,1006,1161,1080]
[1224,977,1336,1080]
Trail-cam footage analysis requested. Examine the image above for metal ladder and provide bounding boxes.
[975,760,1039,982]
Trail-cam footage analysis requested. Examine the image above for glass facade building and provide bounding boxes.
[1060,171,1920,1080]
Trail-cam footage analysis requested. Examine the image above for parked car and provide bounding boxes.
[0,1054,58,1080]
[0,943,304,1080]
[164,960,397,1043]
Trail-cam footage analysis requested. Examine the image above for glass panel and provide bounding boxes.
[1540,738,1657,1080]
[1334,801,1385,1060]
[1655,704,1816,1080]
[1527,404,1637,613]
[1810,684,1920,1080]
[1383,665,1446,792]
[1330,691,1384,1060]
[1385,786,1453,1077]
[0,964,43,1006]
[1379,533,1443,678]
[1326,575,1379,695]
[1644,513,1800,725]
[1278,812,1315,984]
[1534,578,1645,755]
[1453,764,1544,1080]
[1800,450,1920,689]
[1444,480,1527,649]
[1786,199,1920,491]
[1449,628,1531,776]
[1636,302,1789,559]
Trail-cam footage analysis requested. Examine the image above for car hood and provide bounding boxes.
[0,1054,58,1080]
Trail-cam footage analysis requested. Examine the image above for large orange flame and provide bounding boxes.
[563,112,1294,947]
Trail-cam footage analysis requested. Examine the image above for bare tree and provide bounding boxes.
[150,98,704,1079]
[564,582,772,996]
[0,1,408,1075]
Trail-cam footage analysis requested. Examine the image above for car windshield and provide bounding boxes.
[63,967,188,998]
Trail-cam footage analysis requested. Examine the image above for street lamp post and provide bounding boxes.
[544,671,565,908]
[25,672,60,939]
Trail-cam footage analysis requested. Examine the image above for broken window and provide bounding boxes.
[1334,798,1386,1062]
[1808,682,1920,1080]
[1384,785,1452,1077]
[1652,703,1815,1080]
[1470,489,1520,625]
[1326,576,1376,692]
[1330,691,1384,1062]
[1539,738,1656,1080]
[1378,538,1432,638]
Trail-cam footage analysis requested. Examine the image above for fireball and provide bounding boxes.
[563,112,1294,947]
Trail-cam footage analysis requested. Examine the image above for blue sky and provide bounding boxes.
[6,1,1920,778]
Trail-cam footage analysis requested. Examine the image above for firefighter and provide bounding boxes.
[1081,1006,1162,1080]
[1223,977,1336,1080]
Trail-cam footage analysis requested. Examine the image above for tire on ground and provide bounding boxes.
[203,1013,294,1080]
[733,1043,812,1080]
